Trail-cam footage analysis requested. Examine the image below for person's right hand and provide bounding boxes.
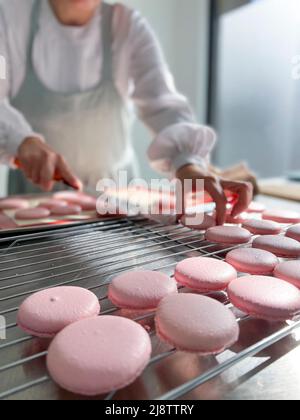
[17,137,82,192]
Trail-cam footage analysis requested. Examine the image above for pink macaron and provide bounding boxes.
[274,261,300,289]
[108,270,178,310]
[175,257,237,292]
[180,213,216,230]
[262,210,300,224]
[50,205,82,216]
[226,248,279,275]
[69,196,97,212]
[242,219,282,236]
[228,276,300,322]
[17,287,100,338]
[252,235,300,258]
[53,191,84,201]
[47,316,152,396]
[39,199,68,210]
[14,207,51,220]
[205,226,252,245]
[155,293,239,354]
[53,191,97,211]
[246,202,266,214]
[0,198,29,210]
[286,224,300,242]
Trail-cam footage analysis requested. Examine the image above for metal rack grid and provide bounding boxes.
[0,216,299,400]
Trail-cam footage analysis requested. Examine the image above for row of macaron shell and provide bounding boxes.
[17,249,300,396]
[0,193,97,220]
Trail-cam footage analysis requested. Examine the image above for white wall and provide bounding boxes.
[0,0,209,196]
[214,0,300,177]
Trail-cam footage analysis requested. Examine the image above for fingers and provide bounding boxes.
[222,180,253,217]
[56,156,83,191]
[17,137,82,191]
[205,179,227,225]
[39,154,56,191]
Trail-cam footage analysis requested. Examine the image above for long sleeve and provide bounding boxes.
[127,11,217,175]
[0,7,37,164]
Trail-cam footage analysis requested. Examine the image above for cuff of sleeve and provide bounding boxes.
[172,152,208,173]
[5,130,45,157]
[1,131,45,167]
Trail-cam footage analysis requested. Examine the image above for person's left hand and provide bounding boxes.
[176,164,254,225]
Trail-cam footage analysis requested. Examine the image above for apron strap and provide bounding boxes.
[101,2,114,82]
[26,0,41,71]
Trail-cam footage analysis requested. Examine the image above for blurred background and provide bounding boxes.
[1,0,300,195]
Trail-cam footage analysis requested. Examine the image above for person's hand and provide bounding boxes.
[17,137,82,192]
[176,164,253,225]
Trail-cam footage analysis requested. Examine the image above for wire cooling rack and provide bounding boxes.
[0,216,299,400]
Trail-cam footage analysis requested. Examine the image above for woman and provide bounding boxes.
[0,0,252,224]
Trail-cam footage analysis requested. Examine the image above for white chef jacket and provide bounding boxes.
[0,0,216,175]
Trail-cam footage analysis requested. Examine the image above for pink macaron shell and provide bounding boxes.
[228,276,300,322]
[181,213,216,230]
[0,198,29,210]
[242,219,282,236]
[17,287,100,338]
[39,199,68,210]
[286,224,300,242]
[246,202,266,214]
[274,261,300,289]
[205,226,252,245]
[47,316,152,396]
[69,197,97,211]
[155,294,239,354]
[175,257,237,292]
[14,207,51,220]
[108,271,178,310]
[50,205,82,216]
[53,191,84,201]
[53,191,96,211]
[262,210,300,224]
[252,235,300,258]
[226,248,279,275]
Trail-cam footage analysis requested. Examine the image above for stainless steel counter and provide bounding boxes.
[0,196,299,401]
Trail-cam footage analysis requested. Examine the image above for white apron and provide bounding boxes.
[9,0,139,194]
